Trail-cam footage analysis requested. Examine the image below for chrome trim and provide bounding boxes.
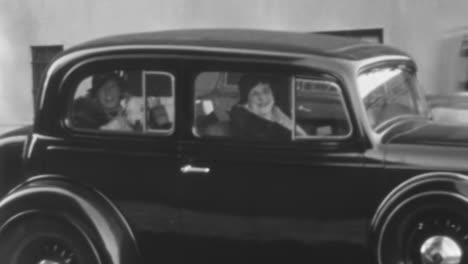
[26,134,64,160]
[142,71,147,132]
[420,236,462,264]
[291,76,297,141]
[377,190,468,264]
[180,164,210,174]
[38,260,61,264]
[293,78,353,140]
[26,134,38,160]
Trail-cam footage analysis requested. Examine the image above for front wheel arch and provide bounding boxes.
[370,172,468,264]
[377,192,468,264]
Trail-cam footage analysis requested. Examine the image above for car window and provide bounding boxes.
[193,72,351,141]
[66,69,174,134]
[357,66,425,129]
[193,71,292,141]
[294,78,351,139]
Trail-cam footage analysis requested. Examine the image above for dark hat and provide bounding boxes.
[238,74,272,104]
[89,72,126,96]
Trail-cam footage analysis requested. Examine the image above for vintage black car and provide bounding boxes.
[0,29,466,264]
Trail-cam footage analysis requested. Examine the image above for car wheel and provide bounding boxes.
[0,213,101,264]
[404,211,468,264]
[379,196,468,264]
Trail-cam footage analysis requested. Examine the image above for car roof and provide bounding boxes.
[65,29,409,61]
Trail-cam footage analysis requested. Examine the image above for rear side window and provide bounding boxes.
[192,71,351,141]
[66,69,174,134]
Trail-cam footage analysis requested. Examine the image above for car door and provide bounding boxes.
[176,60,385,262]
[36,56,184,261]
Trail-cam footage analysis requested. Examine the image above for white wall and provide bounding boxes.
[1,0,468,130]
[0,1,35,132]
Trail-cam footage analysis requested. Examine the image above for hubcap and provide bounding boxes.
[33,241,75,264]
[420,236,463,264]
[38,260,61,264]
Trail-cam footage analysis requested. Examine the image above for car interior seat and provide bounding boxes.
[194,72,239,137]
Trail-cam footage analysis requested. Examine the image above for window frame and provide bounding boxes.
[62,56,177,137]
[142,70,176,135]
[191,70,294,140]
[189,69,353,142]
[292,77,353,141]
[356,60,426,133]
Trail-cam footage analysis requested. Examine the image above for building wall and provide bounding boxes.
[1,0,468,131]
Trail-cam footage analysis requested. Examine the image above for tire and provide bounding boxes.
[378,194,468,264]
[0,212,101,264]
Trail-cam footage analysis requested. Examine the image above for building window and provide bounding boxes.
[31,45,63,111]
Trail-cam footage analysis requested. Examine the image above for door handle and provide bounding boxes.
[180,164,210,174]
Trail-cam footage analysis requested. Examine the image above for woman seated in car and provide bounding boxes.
[230,74,306,140]
[70,72,127,129]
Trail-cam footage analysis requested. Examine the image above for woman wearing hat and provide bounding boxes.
[70,72,127,129]
[230,74,306,140]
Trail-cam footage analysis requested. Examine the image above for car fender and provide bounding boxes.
[0,133,29,197]
[0,174,140,264]
[369,171,468,245]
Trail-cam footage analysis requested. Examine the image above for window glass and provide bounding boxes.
[144,71,175,132]
[193,71,293,141]
[294,79,351,138]
[67,69,174,134]
[357,66,426,128]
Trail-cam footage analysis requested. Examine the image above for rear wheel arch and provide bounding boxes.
[0,174,140,264]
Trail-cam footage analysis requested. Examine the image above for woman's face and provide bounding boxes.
[97,80,121,110]
[247,82,274,116]
[151,105,170,126]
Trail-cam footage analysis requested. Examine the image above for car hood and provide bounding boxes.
[382,120,468,171]
[385,121,468,147]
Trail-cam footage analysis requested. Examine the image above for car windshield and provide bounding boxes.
[357,64,428,129]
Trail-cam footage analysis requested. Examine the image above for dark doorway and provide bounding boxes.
[31,45,63,112]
